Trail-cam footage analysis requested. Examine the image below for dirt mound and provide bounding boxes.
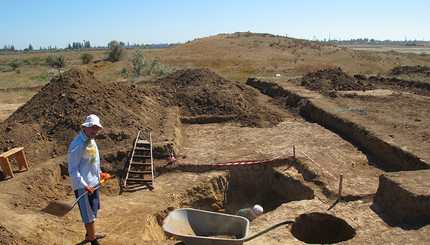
[152,68,283,127]
[301,68,372,94]
[365,75,430,96]
[389,65,430,76]
[0,68,282,173]
[0,69,167,169]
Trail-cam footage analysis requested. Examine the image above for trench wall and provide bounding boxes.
[374,170,430,224]
[246,78,429,171]
[157,157,315,213]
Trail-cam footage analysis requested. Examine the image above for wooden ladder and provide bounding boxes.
[124,129,154,188]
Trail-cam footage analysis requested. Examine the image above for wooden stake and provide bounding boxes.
[338,174,343,201]
[293,145,296,158]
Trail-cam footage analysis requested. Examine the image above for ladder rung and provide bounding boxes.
[127,178,152,182]
[131,162,151,166]
[137,140,149,144]
[129,170,152,174]
[135,147,150,151]
[133,155,151,158]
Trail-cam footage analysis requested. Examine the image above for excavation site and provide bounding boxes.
[0,65,429,244]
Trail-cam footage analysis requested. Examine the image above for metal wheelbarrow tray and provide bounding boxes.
[162,208,249,245]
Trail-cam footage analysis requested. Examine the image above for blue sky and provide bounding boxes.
[2,0,429,50]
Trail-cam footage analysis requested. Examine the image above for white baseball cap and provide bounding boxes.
[251,205,264,217]
[81,114,103,129]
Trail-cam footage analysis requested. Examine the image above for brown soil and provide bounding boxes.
[389,65,430,76]
[301,67,374,94]
[0,66,429,244]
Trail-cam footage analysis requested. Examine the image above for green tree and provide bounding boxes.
[106,40,125,62]
[130,49,147,76]
[80,53,93,64]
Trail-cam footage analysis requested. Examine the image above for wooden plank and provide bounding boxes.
[0,147,24,158]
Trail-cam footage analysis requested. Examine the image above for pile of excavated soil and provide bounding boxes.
[0,68,282,179]
[151,68,283,127]
[0,69,167,174]
[362,65,430,97]
[389,65,430,76]
[301,67,373,94]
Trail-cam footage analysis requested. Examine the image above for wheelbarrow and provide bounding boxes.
[162,208,249,245]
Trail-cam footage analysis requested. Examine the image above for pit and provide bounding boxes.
[161,160,315,214]
[291,212,356,244]
[224,163,315,214]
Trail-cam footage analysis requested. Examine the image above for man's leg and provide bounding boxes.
[75,189,103,242]
[85,221,96,241]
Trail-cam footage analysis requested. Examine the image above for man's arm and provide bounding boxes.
[68,142,87,190]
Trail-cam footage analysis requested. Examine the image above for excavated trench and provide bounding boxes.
[113,76,426,243]
[246,78,429,171]
[110,77,427,242]
[153,160,356,243]
[158,159,314,215]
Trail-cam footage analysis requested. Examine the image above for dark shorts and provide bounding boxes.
[74,188,100,223]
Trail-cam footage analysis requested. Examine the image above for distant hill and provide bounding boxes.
[157,32,430,81]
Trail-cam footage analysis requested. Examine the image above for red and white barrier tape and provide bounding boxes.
[169,147,291,166]
[296,146,340,183]
[169,145,340,183]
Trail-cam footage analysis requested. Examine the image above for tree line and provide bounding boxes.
[6,40,178,79]
[1,40,178,54]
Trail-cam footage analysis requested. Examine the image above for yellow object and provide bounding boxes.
[87,148,96,154]
[100,173,111,184]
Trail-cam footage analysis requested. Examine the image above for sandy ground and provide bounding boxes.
[1,67,429,244]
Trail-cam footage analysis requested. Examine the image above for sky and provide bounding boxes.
[1,0,429,50]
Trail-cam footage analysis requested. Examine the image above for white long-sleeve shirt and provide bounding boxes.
[68,131,101,190]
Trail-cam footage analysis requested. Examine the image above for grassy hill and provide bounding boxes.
[158,32,430,81]
[1,32,429,121]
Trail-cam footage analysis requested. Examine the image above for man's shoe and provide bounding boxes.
[85,232,107,241]
[90,239,101,245]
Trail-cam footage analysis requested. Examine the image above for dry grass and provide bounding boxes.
[0,48,169,121]
[1,32,429,122]
[159,32,430,79]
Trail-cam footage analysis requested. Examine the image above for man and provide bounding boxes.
[68,114,108,245]
[236,204,264,221]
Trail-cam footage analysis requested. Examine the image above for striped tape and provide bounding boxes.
[170,147,291,166]
[170,145,340,184]
[296,146,340,183]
